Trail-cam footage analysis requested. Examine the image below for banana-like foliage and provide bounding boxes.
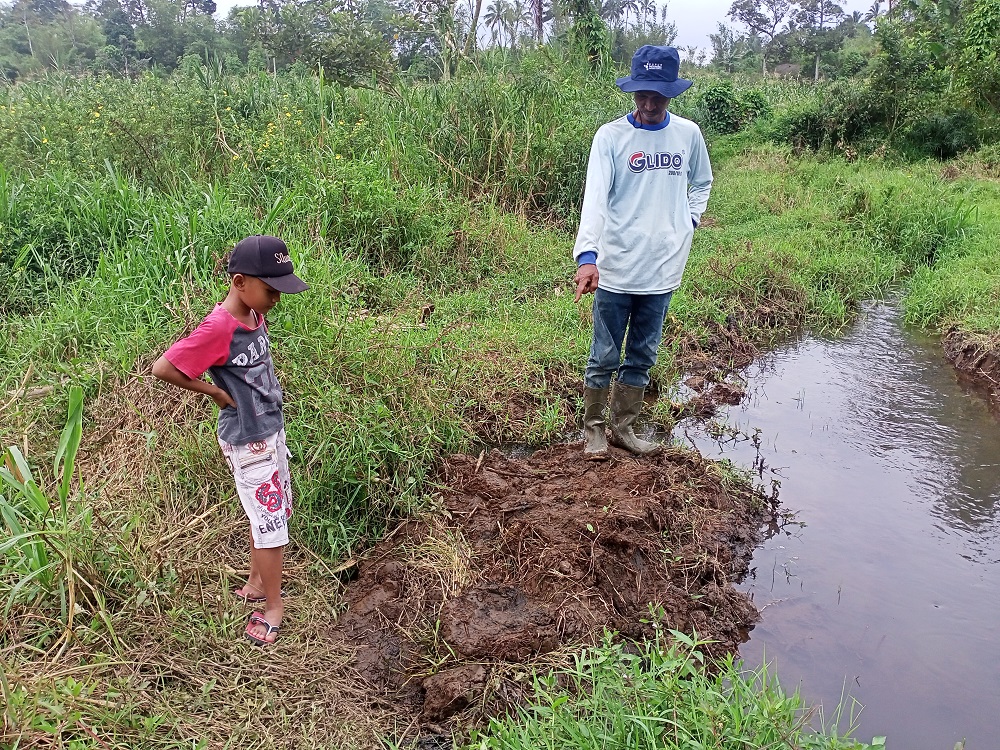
[0,385,83,639]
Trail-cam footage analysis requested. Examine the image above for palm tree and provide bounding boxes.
[464,0,485,55]
[595,0,623,28]
[484,0,509,46]
[638,0,655,32]
[619,0,639,29]
[506,0,533,46]
[530,0,543,41]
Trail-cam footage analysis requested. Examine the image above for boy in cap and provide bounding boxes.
[152,235,309,645]
[572,45,713,459]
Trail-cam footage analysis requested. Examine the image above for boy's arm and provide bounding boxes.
[152,356,236,410]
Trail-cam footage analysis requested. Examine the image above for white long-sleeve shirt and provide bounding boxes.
[572,112,713,294]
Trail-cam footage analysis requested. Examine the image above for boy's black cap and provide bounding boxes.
[227,235,309,293]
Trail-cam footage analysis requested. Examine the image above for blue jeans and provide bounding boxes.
[585,288,673,390]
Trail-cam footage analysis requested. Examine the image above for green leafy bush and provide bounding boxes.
[905,110,980,159]
[766,95,827,150]
[741,87,773,123]
[766,80,888,152]
[697,82,773,135]
[698,81,745,134]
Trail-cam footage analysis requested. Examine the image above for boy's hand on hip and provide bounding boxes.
[574,264,599,302]
[212,389,237,410]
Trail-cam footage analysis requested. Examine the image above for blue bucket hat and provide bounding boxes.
[616,45,692,99]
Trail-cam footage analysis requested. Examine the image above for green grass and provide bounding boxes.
[464,632,883,750]
[903,179,1000,334]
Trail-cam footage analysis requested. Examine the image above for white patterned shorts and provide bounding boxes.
[218,429,293,548]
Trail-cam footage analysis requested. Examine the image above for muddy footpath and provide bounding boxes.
[331,438,778,730]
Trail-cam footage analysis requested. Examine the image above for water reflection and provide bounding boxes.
[833,306,1000,543]
[682,303,1000,750]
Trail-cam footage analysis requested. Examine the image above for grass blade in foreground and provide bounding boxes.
[467,632,883,750]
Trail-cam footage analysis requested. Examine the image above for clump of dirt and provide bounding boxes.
[332,442,776,727]
[944,328,1000,413]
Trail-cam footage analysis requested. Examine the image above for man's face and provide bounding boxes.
[633,91,670,125]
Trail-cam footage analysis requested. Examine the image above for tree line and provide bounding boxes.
[2,0,998,129]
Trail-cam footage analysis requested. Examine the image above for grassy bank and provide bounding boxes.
[2,62,997,747]
[465,634,881,750]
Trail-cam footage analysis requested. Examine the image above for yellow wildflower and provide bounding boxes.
[335,154,342,160]
[41,138,48,143]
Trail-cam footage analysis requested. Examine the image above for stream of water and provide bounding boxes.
[681,303,1000,750]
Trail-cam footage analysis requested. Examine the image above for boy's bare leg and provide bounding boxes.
[237,530,265,598]
[247,543,283,643]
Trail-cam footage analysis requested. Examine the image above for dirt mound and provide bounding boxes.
[332,442,775,727]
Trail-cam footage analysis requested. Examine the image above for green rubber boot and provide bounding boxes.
[583,387,610,459]
[609,382,660,456]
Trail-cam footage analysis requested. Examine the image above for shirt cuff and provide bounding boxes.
[692,217,699,229]
[577,251,598,266]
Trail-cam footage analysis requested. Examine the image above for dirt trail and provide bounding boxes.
[331,442,776,727]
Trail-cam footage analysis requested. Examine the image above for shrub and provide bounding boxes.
[698,81,744,134]
[697,82,774,135]
[741,87,773,124]
[767,95,827,151]
[904,110,981,159]
[766,80,888,152]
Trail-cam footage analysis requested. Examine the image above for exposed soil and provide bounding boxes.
[331,442,776,728]
[944,328,1000,413]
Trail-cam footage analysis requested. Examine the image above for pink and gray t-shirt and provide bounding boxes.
[164,304,284,445]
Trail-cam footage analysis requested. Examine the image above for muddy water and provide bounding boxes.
[681,303,1000,750]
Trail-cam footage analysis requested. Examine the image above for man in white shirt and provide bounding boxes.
[572,45,713,459]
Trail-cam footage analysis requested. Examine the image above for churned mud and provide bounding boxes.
[331,442,776,727]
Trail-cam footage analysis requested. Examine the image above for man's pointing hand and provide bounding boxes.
[574,264,599,302]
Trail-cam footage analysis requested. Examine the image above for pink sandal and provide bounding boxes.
[244,613,280,646]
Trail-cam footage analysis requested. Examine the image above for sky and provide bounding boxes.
[667,0,870,49]
[212,0,872,53]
